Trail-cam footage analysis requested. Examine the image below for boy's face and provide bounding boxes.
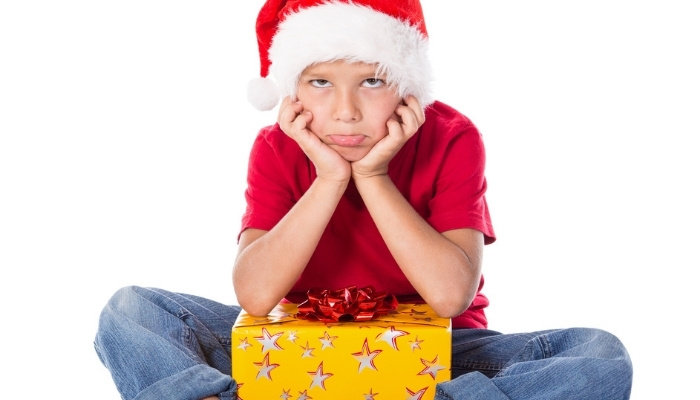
[296,60,402,162]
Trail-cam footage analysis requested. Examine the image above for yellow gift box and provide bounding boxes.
[232,303,451,400]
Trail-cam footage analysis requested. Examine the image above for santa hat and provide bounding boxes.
[248,0,434,111]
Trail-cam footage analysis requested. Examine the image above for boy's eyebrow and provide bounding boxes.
[299,68,326,77]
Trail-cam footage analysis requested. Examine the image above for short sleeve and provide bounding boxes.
[238,125,313,240]
[425,120,496,244]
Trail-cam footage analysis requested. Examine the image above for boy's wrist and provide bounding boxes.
[314,175,351,190]
[352,172,390,188]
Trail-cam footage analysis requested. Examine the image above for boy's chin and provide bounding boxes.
[337,148,370,163]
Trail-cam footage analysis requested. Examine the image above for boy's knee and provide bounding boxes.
[98,285,153,331]
[105,285,146,312]
[563,327,632,366]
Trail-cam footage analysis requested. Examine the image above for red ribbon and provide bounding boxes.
[296,286,398,322]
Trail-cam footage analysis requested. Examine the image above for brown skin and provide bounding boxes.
[233,61,483,319]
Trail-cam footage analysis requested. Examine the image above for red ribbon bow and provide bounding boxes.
[296,286,398,322]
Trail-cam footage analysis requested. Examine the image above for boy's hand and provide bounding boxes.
[351,95,425,180]
[278,97,351,182]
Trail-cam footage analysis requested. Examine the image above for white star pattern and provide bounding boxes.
[235,383,243,400]
[409,336,423,352]
[279,389,292,400]
[418,355,446,380]
[352,338,382,373]
[363,388,379,399]
[319,331,338,350]
[255,327,284,353]
[308,362,333,390]
[237,337,252,351]
[406,386,428,400]
[253,353,280,381]
[296,390,311,400]
[375,326,409,350]
[287,330,298,343]
[300,341,316,358]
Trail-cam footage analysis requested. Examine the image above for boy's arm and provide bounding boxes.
[233,175,347,316]
[233,98,351,317]
[354,175,483,318]
[352,96,482,318]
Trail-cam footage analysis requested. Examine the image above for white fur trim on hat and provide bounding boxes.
[267,2,434,108]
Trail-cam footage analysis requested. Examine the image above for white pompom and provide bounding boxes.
[247,77,280,111]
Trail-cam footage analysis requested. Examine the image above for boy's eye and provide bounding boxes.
[310,79,331,88]
[363,78,385,88]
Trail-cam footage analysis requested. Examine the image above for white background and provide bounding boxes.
[1,1,698,398]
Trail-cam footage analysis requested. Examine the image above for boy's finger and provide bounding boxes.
[385,118,404,143]
[402,95,426,126]
[290,111,313,134]
[395,105,419,136]
[277,97,295,121]
[278,103,303,130]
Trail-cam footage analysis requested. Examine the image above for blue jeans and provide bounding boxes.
[95,286,632,400]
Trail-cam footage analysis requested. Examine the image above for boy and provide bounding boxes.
[94,1,633,399]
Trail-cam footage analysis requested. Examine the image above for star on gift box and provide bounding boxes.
[319,331,338,350]
[308,362,333,390]
[409,336,423,352]
[255,327,284,353]
[237,337,253,351]
[406,386,428,400]
[418,355,446,380]
[253,353,279,380]
[363,388,379,399]
[300,341,316,358]
[235,383,243,400]
[279,389,292,400]
[296,390,311,400]
[352,338,382,373]
[375,326,409,350]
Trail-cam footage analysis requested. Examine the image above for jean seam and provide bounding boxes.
[435,386,449,399]
[218,389,237,400]
[453,359,504,372]
[535,333,553,359]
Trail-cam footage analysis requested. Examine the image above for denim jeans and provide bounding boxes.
[95,286,632,400]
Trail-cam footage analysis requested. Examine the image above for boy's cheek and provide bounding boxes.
[306,120,324,140]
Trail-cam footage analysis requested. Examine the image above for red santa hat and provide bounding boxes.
[248,0,434,111]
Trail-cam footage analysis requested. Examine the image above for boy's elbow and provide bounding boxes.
[428,295,471,319]
[237,295,278,318]
[234,282,281,317]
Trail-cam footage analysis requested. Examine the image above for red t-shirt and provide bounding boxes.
[240,101,496,328]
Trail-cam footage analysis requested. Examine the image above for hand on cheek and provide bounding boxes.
[277,97,351,182]
[278,97,311,142]
[352,95,425,179]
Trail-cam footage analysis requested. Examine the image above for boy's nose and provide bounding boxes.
[332,89,361,122]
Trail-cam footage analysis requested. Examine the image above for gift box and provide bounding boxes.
[231,300,451,400]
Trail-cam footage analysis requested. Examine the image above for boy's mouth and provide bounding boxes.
[328,134,365,146]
